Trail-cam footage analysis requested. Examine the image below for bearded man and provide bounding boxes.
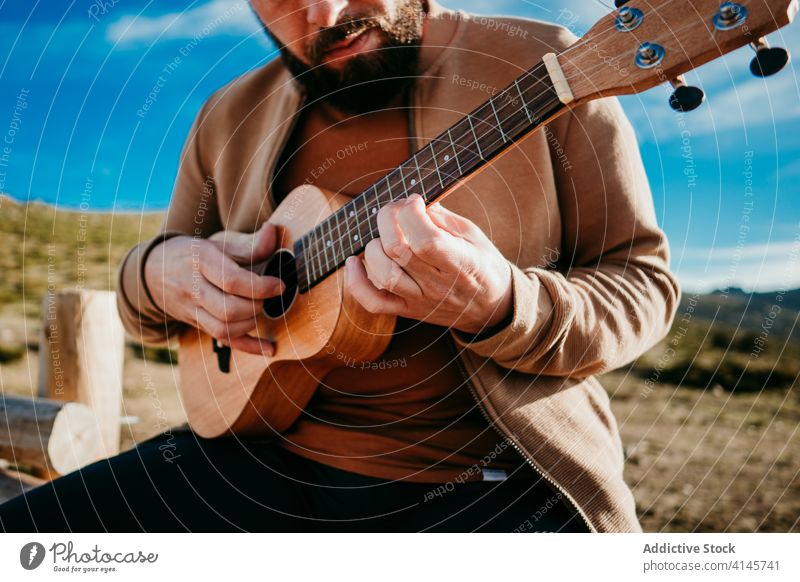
[0,0,679,533]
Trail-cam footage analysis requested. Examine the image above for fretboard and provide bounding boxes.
[293,60,563,293]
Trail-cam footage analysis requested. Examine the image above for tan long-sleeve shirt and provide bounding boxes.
[116,1,680,531]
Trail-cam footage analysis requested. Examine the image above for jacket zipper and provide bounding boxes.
[445,334,595,532]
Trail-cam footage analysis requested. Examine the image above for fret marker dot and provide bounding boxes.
[354,235,359,241]
[349,210,355,217]
[444,155,450,162]
[410,179,417,185]
[372,208,377,214]
[326,240,331,247]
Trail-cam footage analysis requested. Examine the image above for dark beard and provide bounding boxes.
[265,1,425,115]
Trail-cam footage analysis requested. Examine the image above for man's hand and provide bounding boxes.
[143,222,284,355]
[345,194,513,334]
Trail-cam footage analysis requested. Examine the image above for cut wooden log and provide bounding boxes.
[38,289,124,457]
[0,395,104,476]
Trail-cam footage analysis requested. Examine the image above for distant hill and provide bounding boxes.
[633,288,799,392]
[684,287,800,335]
[0,195,162,308]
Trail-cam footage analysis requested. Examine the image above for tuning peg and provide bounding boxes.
[668,76,705,112]
[614,0,630,6]
[749,37,790,77]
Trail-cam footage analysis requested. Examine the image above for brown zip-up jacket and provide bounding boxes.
[116,1,680,532]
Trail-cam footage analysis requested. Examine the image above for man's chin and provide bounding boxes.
[317,75,415,115]
[289,50,420,114]
[319,28,382,67]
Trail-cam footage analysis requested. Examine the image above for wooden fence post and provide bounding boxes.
[38,289,124,457]
[0,395,105,476]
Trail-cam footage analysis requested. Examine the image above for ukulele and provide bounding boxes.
[179,0,797,438]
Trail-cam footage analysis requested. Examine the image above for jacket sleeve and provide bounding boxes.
[451,96,681,377]
[116,98,223,346]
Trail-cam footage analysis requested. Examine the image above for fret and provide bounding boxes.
[514,78,533,123]
[466,114,483,160]
[303,253,310,291]
[293,250,302,291]
[369,185,381,237]
[364,204,375,240]
[320,223,332,273]
[345,203,359,249]
[429,141,444,189]
[446,128,463,174]
[412,154,425,195]
[327,221,339,271]
[453,120,481,168]
[413,151,439,200]
[385,174,396,202]
[398,162,410,196]
[315,227,327,277]
[474,103,507,154]
[489,98,508,143]
[370,184,380,215]
[309,230,322,283]
[500,88,526,142]
[342,202,354,258]
[354,197,365,245]
[332,208,345,263]
[364,183,378,238]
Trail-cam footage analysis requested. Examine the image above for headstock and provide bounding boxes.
[557,0,797,111]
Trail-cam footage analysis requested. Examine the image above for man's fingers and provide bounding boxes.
[345,256,407,315]
[427,202,483,242]
[226,334,275,357]
[196,280,262,324]
[396,195,462,271]
[194,308,274,356]
[363,239,422,298]
[200,245,285,299]
[209,222,279,266]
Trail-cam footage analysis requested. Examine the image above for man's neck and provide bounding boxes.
[417,4,459,74]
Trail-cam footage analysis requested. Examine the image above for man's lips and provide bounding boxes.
[321,28,377,62]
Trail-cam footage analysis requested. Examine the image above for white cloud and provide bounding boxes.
[106,0,261,46]
[674,238,800,292]
[676,262,800,293]
[680,240,800,260]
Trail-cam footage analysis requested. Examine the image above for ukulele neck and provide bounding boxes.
[293,59,565,293]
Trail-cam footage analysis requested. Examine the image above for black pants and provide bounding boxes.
[0,427,588,532]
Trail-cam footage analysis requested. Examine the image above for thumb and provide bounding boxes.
[209,222,279,266]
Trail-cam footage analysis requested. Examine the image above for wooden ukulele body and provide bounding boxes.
[178,184,396,438]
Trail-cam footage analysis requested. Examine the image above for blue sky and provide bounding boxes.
[1,0,798,292]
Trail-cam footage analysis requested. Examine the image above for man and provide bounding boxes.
[0,0,679,532]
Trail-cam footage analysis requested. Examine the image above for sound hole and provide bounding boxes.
[261,249,298,319]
